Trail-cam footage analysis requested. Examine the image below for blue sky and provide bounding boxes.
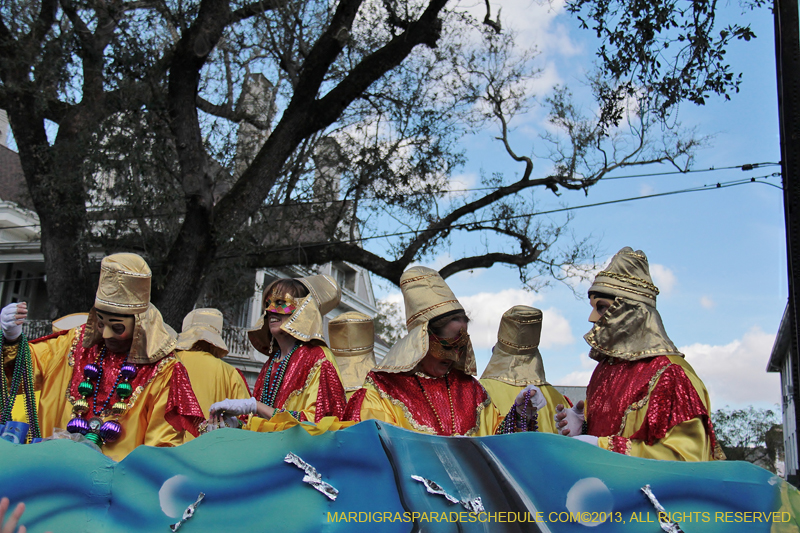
[372,0,784,411]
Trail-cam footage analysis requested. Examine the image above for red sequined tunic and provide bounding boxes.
[29,325,204,461]
[586,353,719,459]
[345,369,502,436]
[252,344,347,423]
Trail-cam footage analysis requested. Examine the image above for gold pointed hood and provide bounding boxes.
[584,247,681,361]
[83,253,175,364]
[329,311,375,391]
[481,305,548,386]
[176,308,229,358]
[374,266,476,375]
[248,274,341,355]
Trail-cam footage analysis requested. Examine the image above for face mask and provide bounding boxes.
[264,288,299,315]
[96,312,135,339]
[428,328,470,362]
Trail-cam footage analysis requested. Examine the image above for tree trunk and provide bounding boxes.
[151,198,216,327]
[7,98,94,319]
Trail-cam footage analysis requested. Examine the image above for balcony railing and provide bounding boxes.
[222,325,253,358]
[17,320,255,360]
[23,320,52,341]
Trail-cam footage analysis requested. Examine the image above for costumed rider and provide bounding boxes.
[328,312,376,400]
[555,247,724,461]
[344,266,541,435]
[175,308,251,437]
[480,305,571,434]
[0,253,204,461]
[209,275,348,428]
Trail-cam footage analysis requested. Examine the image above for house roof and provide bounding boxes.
[767,302,791,372]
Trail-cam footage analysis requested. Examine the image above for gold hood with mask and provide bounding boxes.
[329,311,375,391]
[176,308,229,359]
[248,274,341,355]
[374,266,476,375]
[584,247,681,362]
[83,253,176,365]
[480,305,548,386]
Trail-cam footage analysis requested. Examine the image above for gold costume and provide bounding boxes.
[26,254,203,461]
[480,305,569,434]
[583,247,722,461]
[328,312,376,400]
[345,267,503,436]
[175,309,250,425]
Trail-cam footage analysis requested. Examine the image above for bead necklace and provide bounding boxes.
[0,332,41,441]
[414,373,456,436]
[67,344,137,448]
[498,389,539,434]
[261,342,299,407]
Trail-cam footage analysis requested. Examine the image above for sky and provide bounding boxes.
[371,0,785,412]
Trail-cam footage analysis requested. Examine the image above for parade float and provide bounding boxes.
[1,419,798,533]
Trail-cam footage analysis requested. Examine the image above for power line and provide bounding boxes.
[0,161,779,231]
[221,174,780,258]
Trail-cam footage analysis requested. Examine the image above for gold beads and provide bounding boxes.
[111,401,128,416]
[72,398,89,415]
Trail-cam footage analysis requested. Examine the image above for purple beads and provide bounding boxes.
[83,363,100,380]
[99,420,122,443]
[67,418,90,435]
[120,363,137,380]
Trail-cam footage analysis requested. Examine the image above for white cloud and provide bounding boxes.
[468,0,579,56]
[460,288,546,350]
[650,263,676,295]
[638,183,655,196]
[539,307,574,349]
[443,172,479,200]
[680,327,781,408]
[552,352,595,387]
[382,290,403,305]
[700,296,715,309]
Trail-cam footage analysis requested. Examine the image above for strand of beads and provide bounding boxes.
[414,374,457,435]
[67,346,137,447]
[261,343,299,407]
[0,332,40,441]
[498,390,539,434]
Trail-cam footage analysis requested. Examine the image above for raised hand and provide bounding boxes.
[0,303,27,342]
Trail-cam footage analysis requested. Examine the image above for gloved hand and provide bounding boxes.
[555,400,585,436]
[209,397,258,428]
[513,384,547,416]
[572,435,598,446]
[0,302,26,342]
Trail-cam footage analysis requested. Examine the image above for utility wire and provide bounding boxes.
[218,174,780,258]
[0,162,780,232]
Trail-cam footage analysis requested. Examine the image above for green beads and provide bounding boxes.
[116,382,133,399]
[78,381,94,397]
[84,432,103,446]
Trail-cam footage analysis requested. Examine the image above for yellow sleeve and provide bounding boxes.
[30,330,80,439]
[357,385,405,426]
[141,366,186,450]
[597,418,713,461]
[479,400,503,436]
[282,358,323,423]
[537,386,570,435]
